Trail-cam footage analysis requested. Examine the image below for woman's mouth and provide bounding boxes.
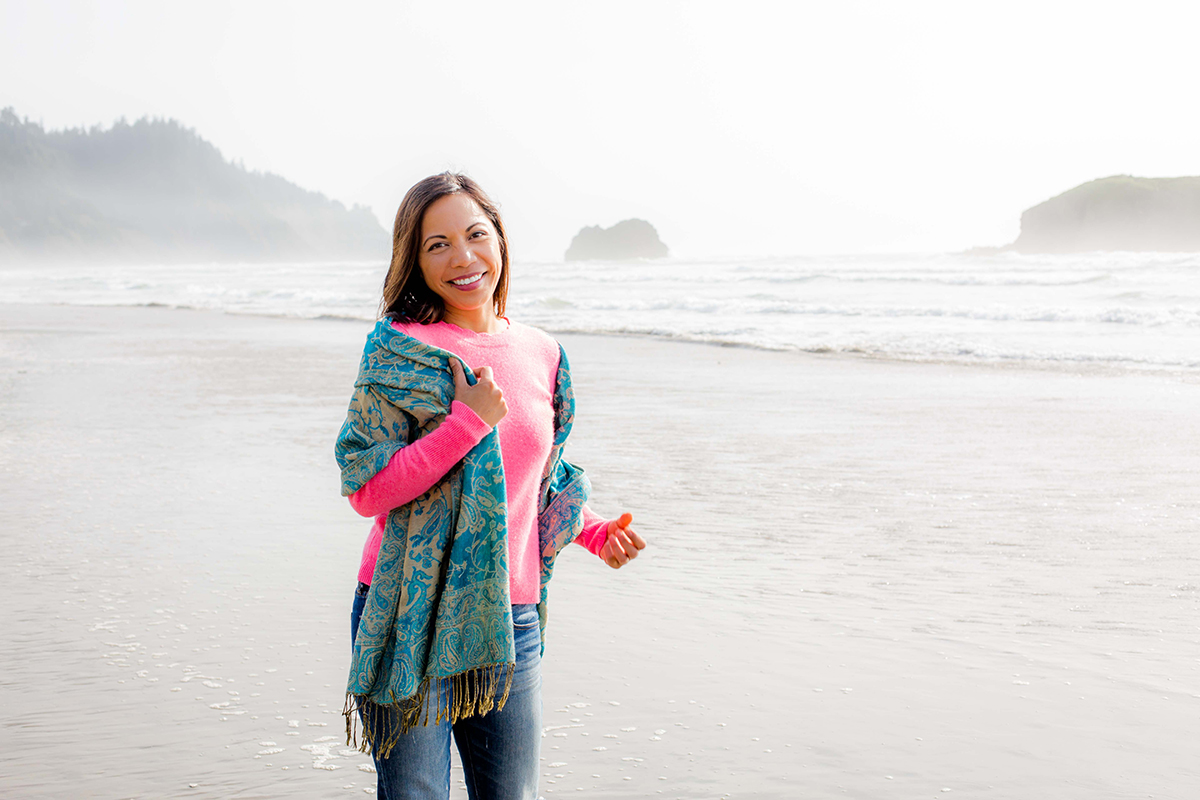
[450,272,485,289]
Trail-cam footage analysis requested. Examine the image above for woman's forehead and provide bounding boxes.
[422,193,488,232]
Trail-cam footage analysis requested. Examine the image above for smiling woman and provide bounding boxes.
[337,172,646,800]
[415,193,505,331]
[381,173,510,327]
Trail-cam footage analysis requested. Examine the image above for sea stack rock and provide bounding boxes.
[1012,175,1200,253]
[564,218,669,261]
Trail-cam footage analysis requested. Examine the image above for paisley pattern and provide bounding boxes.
[335,319,589,746]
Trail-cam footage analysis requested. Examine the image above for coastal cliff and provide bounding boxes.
[0,108,385,263]
[1012,175,1200,253]
[565,218,669,261]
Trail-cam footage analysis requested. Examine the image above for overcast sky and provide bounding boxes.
[4,0,1199,260]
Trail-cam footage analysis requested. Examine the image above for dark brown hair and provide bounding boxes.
[380,172,510,323]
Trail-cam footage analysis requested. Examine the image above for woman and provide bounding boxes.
[335,172,646,800]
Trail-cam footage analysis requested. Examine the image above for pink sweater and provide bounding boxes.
[349,319,610,603]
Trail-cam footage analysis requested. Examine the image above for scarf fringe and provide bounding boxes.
[343,662,515,759]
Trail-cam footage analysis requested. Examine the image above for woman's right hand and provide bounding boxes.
[451,358,508,427]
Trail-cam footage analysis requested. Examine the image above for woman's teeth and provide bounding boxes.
[451,273,484,286]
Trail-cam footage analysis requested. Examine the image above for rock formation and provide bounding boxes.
[565,218,669,261]
[1011,175,1200,253]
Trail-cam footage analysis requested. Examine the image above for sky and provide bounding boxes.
[4,0,1200,261]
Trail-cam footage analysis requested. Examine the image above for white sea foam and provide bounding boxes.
[3,251,1198,371]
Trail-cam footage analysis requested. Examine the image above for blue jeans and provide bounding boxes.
[350,585,543,800]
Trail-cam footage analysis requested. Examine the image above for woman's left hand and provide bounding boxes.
[600,513,646,569]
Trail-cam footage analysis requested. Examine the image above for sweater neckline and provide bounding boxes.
[438,317,511,338]
[393,317,515,347]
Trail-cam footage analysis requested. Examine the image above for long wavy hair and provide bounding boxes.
[380,172,510,323]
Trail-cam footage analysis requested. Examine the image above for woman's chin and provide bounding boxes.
[442,286,497,314]
[444,298,493,315]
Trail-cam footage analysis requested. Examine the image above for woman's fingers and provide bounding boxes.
[611,515,645,555]
[613,527,641,558]
[451,360,507,426]
[603,535,624,568]
[603,517,645,568]
[622,526,647,552]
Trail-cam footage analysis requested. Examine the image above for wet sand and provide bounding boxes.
[1,303,1199,799]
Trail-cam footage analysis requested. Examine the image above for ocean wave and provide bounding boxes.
[518,294,1200,328]
[538,322,1200,371]
[5,252,1199,374]
[524,263,1099,287]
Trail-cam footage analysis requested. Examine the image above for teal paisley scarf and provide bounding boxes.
[335,319,590,755]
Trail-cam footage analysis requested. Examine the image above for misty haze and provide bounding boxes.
[3,3,1200,799]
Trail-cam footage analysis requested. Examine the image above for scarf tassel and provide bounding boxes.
[343,663,515,759]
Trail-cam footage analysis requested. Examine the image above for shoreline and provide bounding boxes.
[4,298,1196,382]
[3,302,1198,798]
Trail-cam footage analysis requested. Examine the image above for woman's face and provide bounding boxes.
[417,192,503,324]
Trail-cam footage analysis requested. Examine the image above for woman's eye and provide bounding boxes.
[427,242,446,252]
[470,230,487,239]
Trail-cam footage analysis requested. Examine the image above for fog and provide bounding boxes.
[4,0,1200,260]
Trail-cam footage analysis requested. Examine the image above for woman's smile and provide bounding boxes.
[450,271,486,288]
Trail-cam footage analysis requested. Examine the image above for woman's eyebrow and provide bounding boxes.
[422,221,487,246]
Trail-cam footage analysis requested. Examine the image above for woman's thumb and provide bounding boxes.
[450,358,466,385]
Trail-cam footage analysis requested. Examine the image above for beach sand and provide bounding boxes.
[2,303,1198,799]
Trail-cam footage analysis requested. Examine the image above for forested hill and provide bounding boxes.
[1011,175,1200,253]
[0,108,385,262]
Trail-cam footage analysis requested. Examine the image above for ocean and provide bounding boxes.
[3,250,1199,372]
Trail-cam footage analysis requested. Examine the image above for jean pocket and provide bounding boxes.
[511,604,539,630]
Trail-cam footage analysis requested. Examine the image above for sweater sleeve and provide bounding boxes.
[347,400,494,517]
[574,504,610,556]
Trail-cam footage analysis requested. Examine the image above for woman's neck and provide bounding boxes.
[442,306,504,333]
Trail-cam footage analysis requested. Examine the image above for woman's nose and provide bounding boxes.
[449,240,475,268]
